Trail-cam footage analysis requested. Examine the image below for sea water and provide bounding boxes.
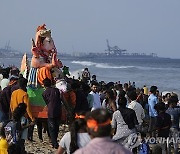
[64,57,180,95]
[1,57,180,95]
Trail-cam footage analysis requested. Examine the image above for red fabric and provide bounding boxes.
[31,106,48,118]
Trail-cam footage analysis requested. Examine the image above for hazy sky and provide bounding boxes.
[0,0,180,58]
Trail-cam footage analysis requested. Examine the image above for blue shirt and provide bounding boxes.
[148,94,158,117]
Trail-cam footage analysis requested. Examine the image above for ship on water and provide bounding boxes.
[78,39,159,59]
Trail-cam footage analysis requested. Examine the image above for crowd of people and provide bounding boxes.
[0,66,180,154]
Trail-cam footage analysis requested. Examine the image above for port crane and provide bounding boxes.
[106,39,127,56]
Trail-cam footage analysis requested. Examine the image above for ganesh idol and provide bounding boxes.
[28,24,63,87]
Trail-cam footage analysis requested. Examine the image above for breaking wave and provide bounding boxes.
[71,61,135,69]
[71,60,173,71]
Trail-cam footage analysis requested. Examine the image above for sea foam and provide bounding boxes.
[71,60,135,69]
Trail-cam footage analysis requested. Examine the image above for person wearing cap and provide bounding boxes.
[74,109,132,154]
[148,86,158,137]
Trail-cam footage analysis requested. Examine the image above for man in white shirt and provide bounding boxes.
[0,72,10,90]
[89,82,101,111]
[127,90,145,129]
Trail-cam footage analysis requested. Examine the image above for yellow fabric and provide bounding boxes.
[10,89,34,121]
[143,87,148,95]
[0,138,8,154]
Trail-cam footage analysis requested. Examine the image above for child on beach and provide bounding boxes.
[0,123,8,154]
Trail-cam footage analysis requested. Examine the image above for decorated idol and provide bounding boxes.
[27,24,63,87]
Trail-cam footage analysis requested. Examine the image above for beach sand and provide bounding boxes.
[25,124,69,154]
